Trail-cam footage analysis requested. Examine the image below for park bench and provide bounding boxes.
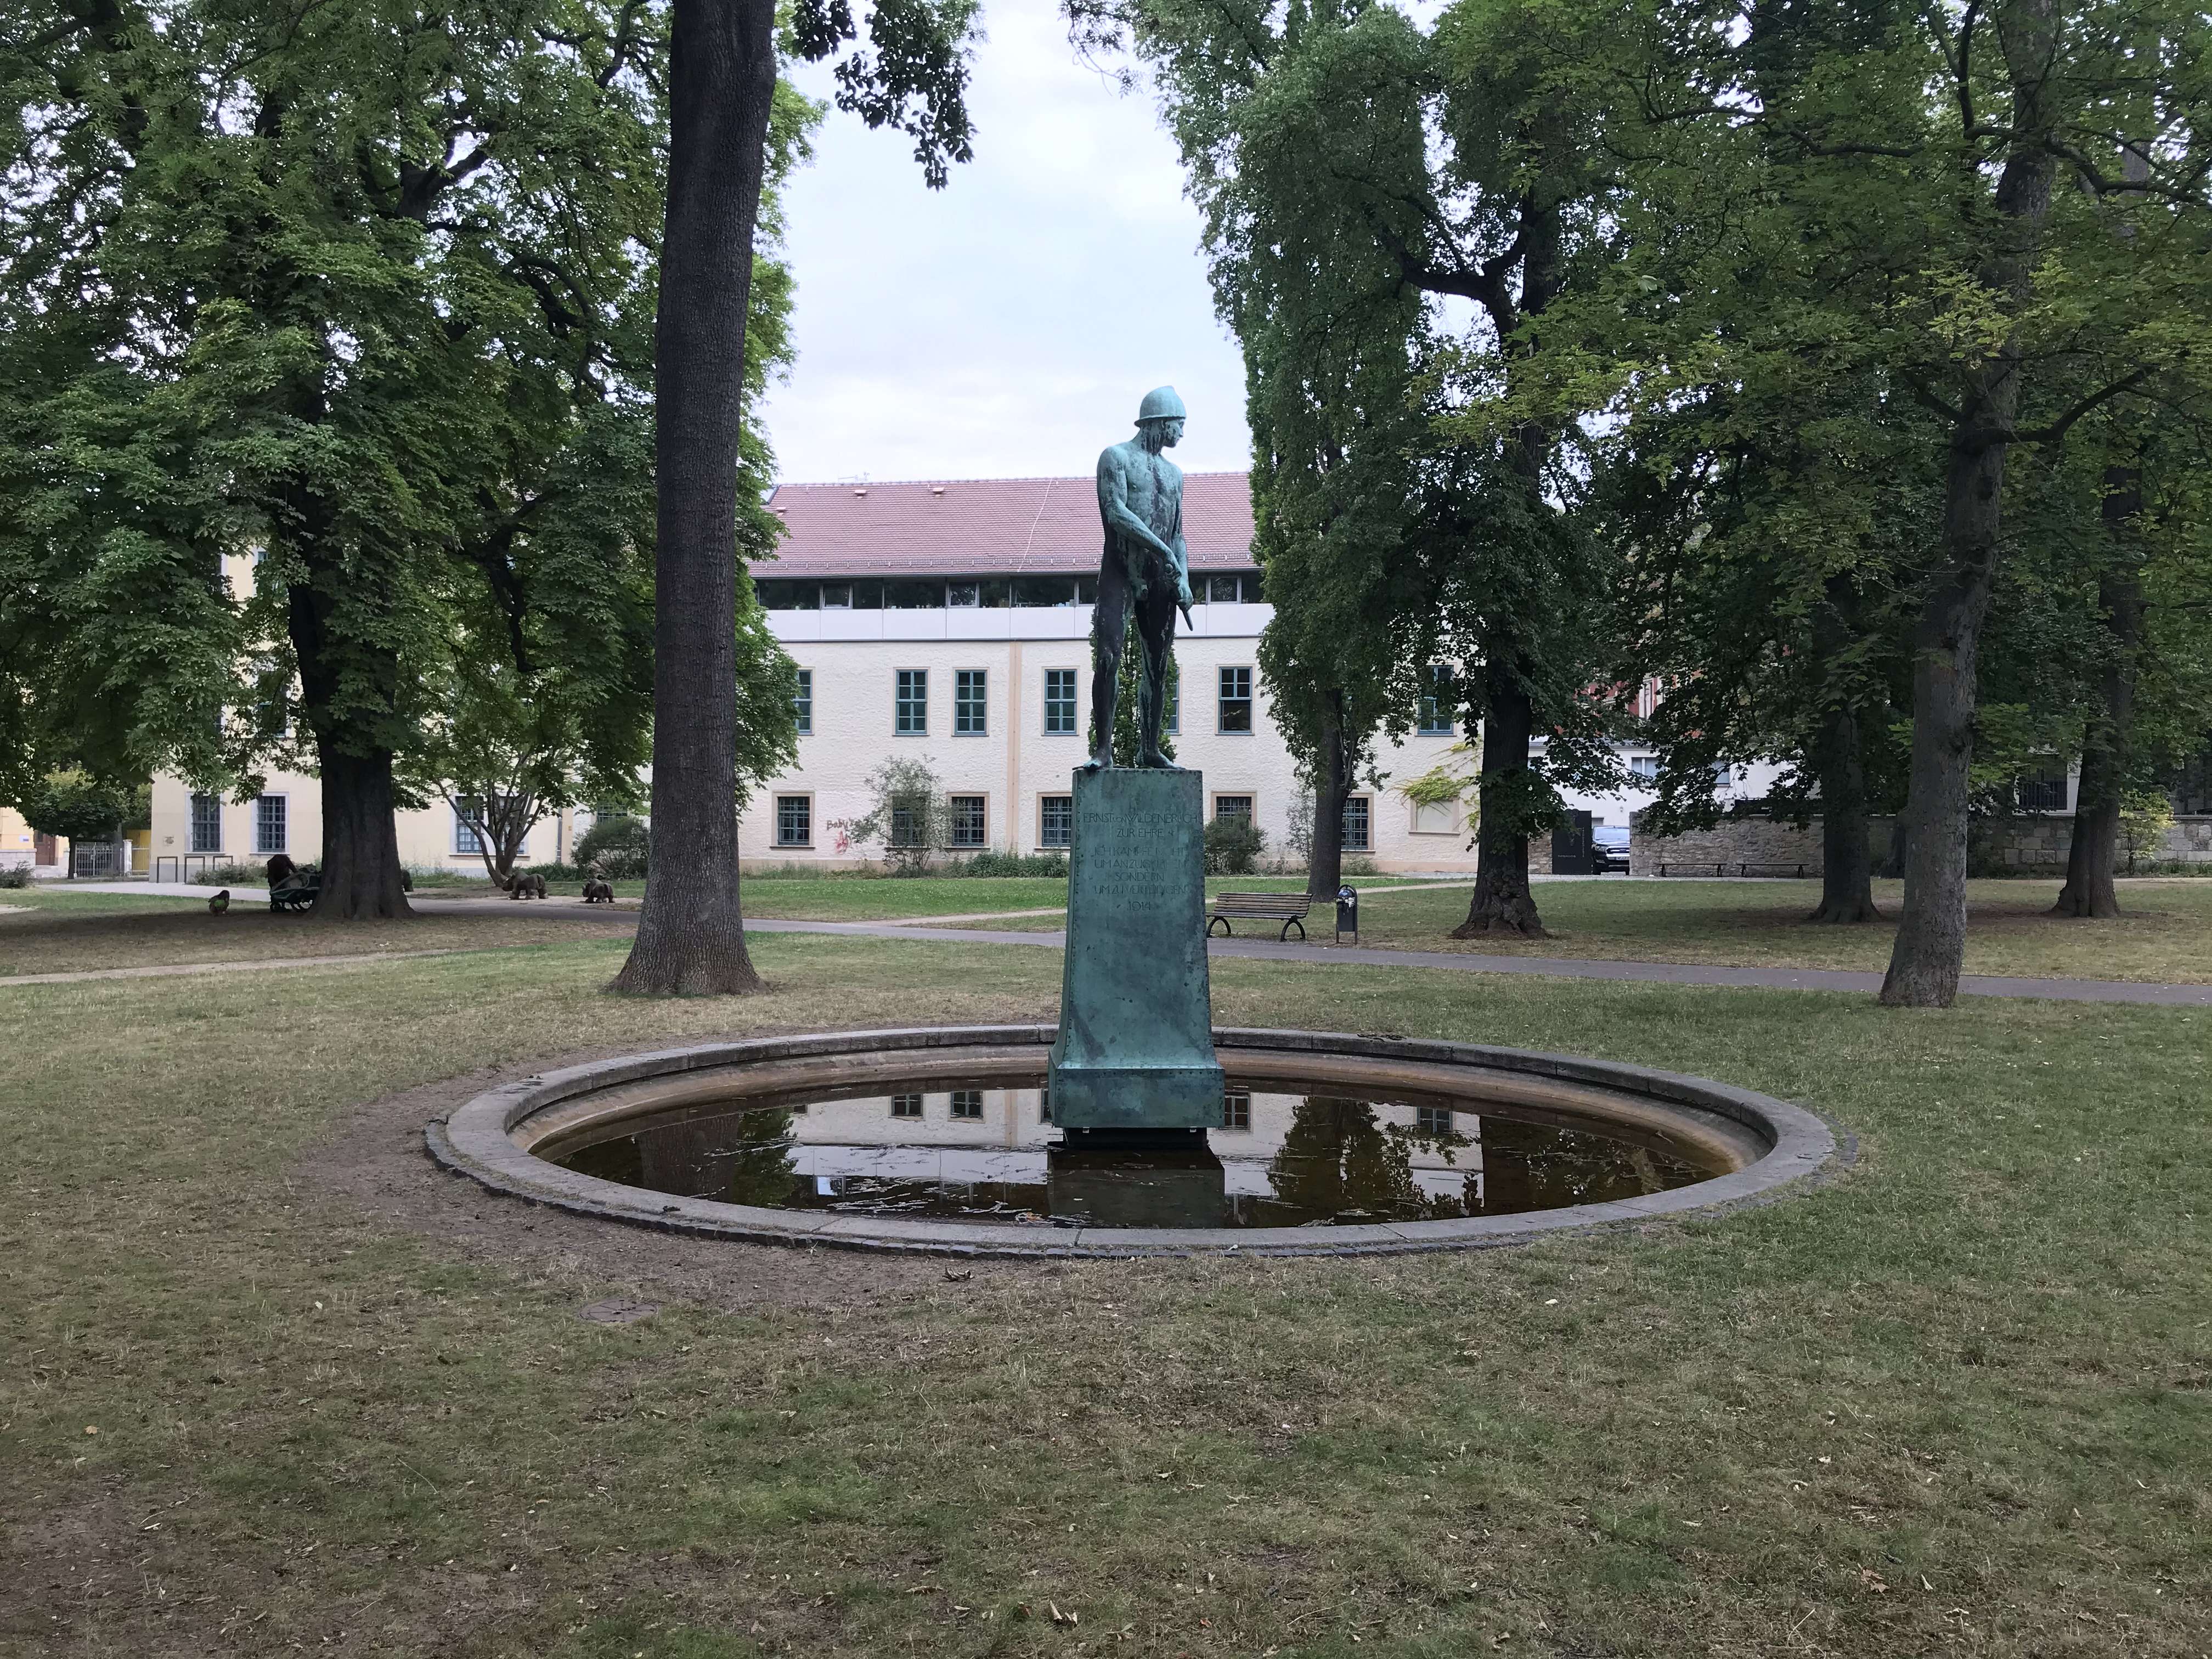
[1735,861,1812,878]
[1655,862,1726,878]
[1206,891,1312,941]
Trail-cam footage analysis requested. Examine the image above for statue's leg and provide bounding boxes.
[1087,557,1131,770]
[1136,587,1178,768]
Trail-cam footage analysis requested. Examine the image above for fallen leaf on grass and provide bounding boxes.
[1049,1602,1078,1626]
[1860,1570,1889,1593]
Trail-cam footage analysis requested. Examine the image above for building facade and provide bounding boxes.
[736,473,1482,872]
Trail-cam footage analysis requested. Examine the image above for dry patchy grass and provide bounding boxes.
[3,933,2209,1657]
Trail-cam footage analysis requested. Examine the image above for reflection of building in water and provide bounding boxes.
[777,1087,1483,1211]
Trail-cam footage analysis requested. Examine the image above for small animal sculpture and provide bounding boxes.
[207,888,230,916]
[582,877,614,904]
[507,872,547,900]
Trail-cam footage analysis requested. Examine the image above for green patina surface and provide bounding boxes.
[1047,767,1223,1128]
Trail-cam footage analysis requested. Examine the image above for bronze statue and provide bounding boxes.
[1086,386,1195,770]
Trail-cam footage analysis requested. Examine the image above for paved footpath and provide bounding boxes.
[13,891,2210,1007]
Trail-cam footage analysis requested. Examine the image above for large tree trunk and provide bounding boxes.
[613,0,779,996]
[1454,661,1545,938]
[1305,695,1350,901]
[313,747,411,919]
[1807,578,1879,924]
[1880,0,2055,1007]
[286,504,413,921]
[1879,453,2002,1006]
[2052,471,2145,919]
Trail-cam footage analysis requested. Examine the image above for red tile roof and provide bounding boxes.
[755,472,1255,578]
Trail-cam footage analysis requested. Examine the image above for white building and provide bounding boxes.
[145,471,1764,879]
[737,472,1482,872]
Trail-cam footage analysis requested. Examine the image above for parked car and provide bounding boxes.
[1590,825,1630,874]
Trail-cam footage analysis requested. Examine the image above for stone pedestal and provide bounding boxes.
[1047,768,1223,1131]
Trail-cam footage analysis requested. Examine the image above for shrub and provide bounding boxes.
[574,814,650,879]
[950,851,1070,878]
[0,863,32,889]
[832,757,946,876]
[189,862,267,886]
[1204,816,1266,876]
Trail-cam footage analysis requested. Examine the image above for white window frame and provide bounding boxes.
[1341,795,1372,852]
[954,668,988,736]
[188,793,223,854]
[1217,666,1254,734]
[793,668,813,735]
[1042,667,1079,736]
[948,794,988,849]
[1039,794,1073,849]
[253,793,287,855]
[775,793,813,848]
[895,668,928,736]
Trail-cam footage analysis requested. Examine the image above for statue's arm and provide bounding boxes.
[1096,448,1176,561]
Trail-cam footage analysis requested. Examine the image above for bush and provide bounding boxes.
[1341,854,1379,876]
[189,862,267,886]
[1204,816,1266,876]
[0,863,32,889]
[574,814,649,879]
[949,851,1070,878]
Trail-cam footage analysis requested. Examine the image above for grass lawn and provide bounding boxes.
[5,929,2209,1657]
[0,888,641,978]
[1332,877,2212,983]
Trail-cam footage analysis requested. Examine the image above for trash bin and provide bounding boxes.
[1335,884,1358,944]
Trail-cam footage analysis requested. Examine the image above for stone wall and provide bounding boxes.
[1628,811,2212,876]
[1627,815,1826,877]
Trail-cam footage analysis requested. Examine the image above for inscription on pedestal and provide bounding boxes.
[1048,768,1223,1131]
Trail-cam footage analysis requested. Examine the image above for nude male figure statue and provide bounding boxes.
[1086,385,1197,771]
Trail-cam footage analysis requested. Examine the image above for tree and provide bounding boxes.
[612,0,979,994]
[3,0,697,919]
[833,755,949,875]
[1679,0,2212,1005]
[1075,0,1626,936]
[17,771,147,850]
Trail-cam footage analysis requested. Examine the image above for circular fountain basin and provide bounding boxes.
[427,1026,1836,1257]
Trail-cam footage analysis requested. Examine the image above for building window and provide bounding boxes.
[1039,1084,1052,1124]
[1217,667,1253,733]
[950,1090,984,1121]
[1221,1089,1251,1130]
[1040,794,1073,848]
[820,584,851,610]
[1214,795,1253,825]
[793,669,812,735]
[254,794,287,855]
[955,669,988,736]
[1165,676,1180,734]
[1043,668,1079,735]
[1417,665,1456,735]
[1412,800,1458,835]
[946,581,980,608]
[775,795,812,847]
[890,1094,924,1119]
[1341,796,1370,851]
[895,669,928,735]
[188,793,222,854]
[2017,771,2068,812]
[454,800,483,856]
[1415,1104,1455,1136]
[1017,576,1076,607]
[949,795,986,848]
[1627,754,1659,781]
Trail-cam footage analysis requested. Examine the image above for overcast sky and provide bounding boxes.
[757,9,1251,486]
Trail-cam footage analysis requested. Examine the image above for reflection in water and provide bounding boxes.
[549,1075,1706,1229]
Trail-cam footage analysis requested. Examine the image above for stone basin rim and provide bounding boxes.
[424,1025,1841,1257]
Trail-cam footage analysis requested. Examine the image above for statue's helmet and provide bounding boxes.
[1137,385,1187,425]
